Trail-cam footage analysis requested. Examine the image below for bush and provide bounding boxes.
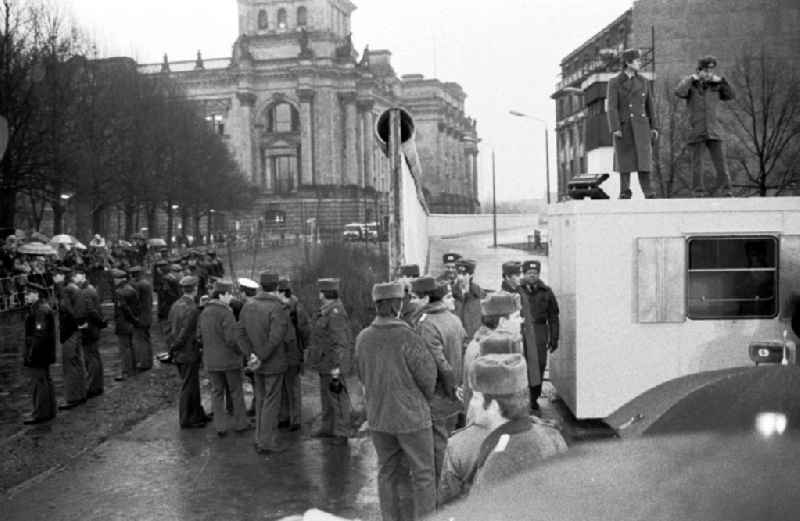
[292,243,388,337]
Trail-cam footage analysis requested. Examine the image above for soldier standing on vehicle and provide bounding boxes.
[167,275,208,429]
[356,281,438,521]
[22,282,57,424]
[128,266,153,371]
[278,277,310,431]
[237,272,290,454]
[306,278,352,445]
[453,259,483,340]
[413,276,468,485]
[519,260,559,412]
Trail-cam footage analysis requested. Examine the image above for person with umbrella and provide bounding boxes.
[22,281,57,424]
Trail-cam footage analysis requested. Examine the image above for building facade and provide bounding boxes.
[138,0,479,237]
[552,0,800,199]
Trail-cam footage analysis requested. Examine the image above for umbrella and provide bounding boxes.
[434,429,800,521]
[16,242,57,255]
[50,234,86,250]
[607,365,800,437]
[116,240,133,248]
[147,237,167,248]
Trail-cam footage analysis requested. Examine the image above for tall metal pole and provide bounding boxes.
[492,149,497,248]
[544,126,551,205]
[388,108,402,280]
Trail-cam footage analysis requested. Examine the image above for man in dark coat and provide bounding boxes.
[278,277,311,431]
[675,55,735,196]
[413,276,468,485]
[453,259,483,340]
[356,282,438,521]
[75,266,105,398]
[129,266,153,371]
[156,260,181,336]
[112,269,139,381]
[397,264,422,326]
[518,260,559,412]
[237,272,291,454]
[305,278,352,444]
[58,268,87,410]
[198,279,250,436]
[167,275,207,429]
[22,282,57,424]
[607,48,658,199]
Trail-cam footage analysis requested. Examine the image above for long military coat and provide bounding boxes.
[167,295,200,364]
[197,299,241,371]
[306,299,352,375]
[236,292,290,375]
[453,280,483,340]
[607,71,656,173]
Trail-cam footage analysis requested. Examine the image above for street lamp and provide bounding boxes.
[509,110,552,205]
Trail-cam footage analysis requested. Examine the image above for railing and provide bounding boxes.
[0,275,56,313]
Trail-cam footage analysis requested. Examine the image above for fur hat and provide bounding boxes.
[469,353,528,395]
[259,272,279,286]
[277,277,291,291]
[697,55,718,70]
[411,276,437,294]
[502,261,522,276]
[481,292,520,316]
[318,278,340,292]
[621,48,641,64]
[179,275,198,287]
[372,282,405,302]
[398,264,420,277]
[479,333,523,356]
[455,259,476,275]
[522,260,541,274]
[443,252,462,264]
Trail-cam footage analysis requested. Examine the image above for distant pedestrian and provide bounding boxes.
[129,266,153,371]
[111,269,139,381]
[413,276,468,484]
[278,277,310,431]
[518,260,559,413]
[306,278,352,444]
[156,260,180,337]
[198,279,250,436]
[237,272,291,454]
[58,268,87,410]
[356,281,437,521]
[75,266,105,398]
[675,55,735,197]
[167,275,208,429]
[452,259,483,340]
[22,282,57,424]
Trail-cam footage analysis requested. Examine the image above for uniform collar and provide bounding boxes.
[421,300,448,314]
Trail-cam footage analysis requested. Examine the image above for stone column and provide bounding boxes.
[297,88,315,186]
[340,92,359,186]
[471,151,479,201]
[263,149,273,192]
[357,99,375,188]
[236,92,257,183]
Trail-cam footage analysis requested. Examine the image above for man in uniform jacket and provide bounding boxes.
[58,268,87,410]
[436,253,461,293]
[278,277,311,431]
[518,260,559,411]
[467,354,567,493]
[413,276,468,485]
[129,266,153,371]
[156,260,181,335]
[675,55,735,196]
[198,279,250,436]
[356,281,438,521]
[237,272,291,454]
[167,275,207,429]
[439,335,523,506]
[75,267,105,398]
[606,48,658,199]
[452,259,483,340]
[306,278,352,443]
[22,282,57,424]
[112,269,140,381]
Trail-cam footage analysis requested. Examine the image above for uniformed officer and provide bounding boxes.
[167,275,207,429]
[453,259,483,340]
[500,261,522,293]
[235,277,260,416]
[467,354,567,493]
[58,267,87,410]
[237,272,291,454]
[437,253,462,290]
[413,276,468,484]
[519,260,560,412]
[128,266,153,371]
[306,278,352,444]
[397,264,421,325]
[156,259,181,337]
[356,281,437,521]
[111,268,139,381]
[606,47,658,199]
[22,282,57,424]
[75,265,105,398]
[277,277,310,431]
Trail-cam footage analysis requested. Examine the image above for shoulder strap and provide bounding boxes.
[466,417,532,485]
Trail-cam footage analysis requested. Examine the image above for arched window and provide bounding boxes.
[258,9,268,29]
[277,8,287,29]
[266,102,299,133]
[297,6,307,27]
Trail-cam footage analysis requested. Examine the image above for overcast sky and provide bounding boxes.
[63,0,633,202]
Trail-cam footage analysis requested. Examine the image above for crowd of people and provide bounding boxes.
[19,244,566,519]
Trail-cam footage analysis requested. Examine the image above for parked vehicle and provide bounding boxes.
[343,223,365,241]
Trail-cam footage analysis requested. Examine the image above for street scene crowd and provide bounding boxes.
[18,241,566,520]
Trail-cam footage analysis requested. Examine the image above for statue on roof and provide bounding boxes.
[232,34,254,65]
[297,27,314,59]
[160,53,170,73]
[357,44,370,69]
[194,50,204,70]
[335,33,355,61]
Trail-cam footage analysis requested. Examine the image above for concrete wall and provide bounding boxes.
[427,213,538,238]
[549,197,800,419]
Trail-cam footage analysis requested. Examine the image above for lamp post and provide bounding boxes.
[509,110,551,205]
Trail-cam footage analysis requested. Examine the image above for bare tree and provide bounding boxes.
[726,51,800,196]
[652,76,693,198]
